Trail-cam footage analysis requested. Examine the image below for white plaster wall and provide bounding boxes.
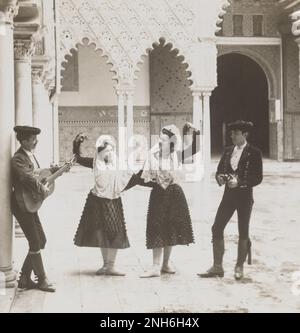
[134,57,150,106]
[59,45,150,107]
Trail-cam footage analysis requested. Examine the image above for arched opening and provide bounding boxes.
[58,39,117,161]
[211,53,270,156]
[135,39,193,145]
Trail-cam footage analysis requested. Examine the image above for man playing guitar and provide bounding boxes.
[11,126,59,292]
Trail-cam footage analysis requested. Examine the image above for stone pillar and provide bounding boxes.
[0,0,18,288]
[192,91,203,131]
[202,91,212,220]
[126,91,134,148]
[13,39,35,238]
[32,68,53,167]
[126,90,134,168]
[52,98,60,164]
[14,39,35,126]
[117,90,126,168]
[203,91,212,176]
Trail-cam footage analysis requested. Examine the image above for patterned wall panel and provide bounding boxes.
[283,36,300,113]
[221,0,280,37]
[282,36,300,160]
[59,106,150,162]
[149,43,193,137]
[284,113,300,160]
[269,122,278,160]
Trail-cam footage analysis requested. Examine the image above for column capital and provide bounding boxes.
[116,89,126,97]
[291,10,300,37]
[0,0,19,25]
[202,91,212,97]
[116,86,134,97]
[125,89,134,98]
[14,39,35,61]
[191,90,202,98]
[191,89,213,97]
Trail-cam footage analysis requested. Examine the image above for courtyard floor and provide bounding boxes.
[1,159,300,313]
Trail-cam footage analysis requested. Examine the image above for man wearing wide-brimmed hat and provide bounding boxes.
[199,120,263,281]
[11,126,59,292]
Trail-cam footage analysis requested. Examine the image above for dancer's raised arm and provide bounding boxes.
[179,122,201,164]
[73,133,93,169]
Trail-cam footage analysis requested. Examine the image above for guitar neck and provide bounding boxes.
[46,156,76,183]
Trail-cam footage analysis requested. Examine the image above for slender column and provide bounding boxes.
[117,90,126,168]
[203,91,212,177]
[126,90,134,162]
[192,91,203,131]
[52,97,60,164]
[32,68,53,166]
[126,90,134,143]
[0,0,19,288]
[13,39,36,239]
[14,39,35,126]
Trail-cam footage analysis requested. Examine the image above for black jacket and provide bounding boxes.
[216,144,263,188]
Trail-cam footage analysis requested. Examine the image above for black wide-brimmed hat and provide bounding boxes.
[14,126,41,135]
[13,126,41,136]
[228,120,254,132]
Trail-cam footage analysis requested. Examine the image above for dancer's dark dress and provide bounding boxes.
[74,131,200,250]
[74,156,137,249]
[127,131,200,249]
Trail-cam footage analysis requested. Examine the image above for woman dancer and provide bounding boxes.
[140,122,200,278]
[73,134,135,276]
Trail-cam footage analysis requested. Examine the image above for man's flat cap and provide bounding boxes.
[13,126,41,136]
[228,120,254,132]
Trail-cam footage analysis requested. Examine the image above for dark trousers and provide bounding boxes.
[212,187,254,241]
[11,194,46,253]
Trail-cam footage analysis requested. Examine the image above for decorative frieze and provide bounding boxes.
[14,39,35,61]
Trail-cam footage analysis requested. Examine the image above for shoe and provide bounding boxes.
[30,253,56,293]
[18,274,37,290]
[105,267,126,276]
[198,239,225,278]
[18,254,37,290]
[161,264,176,275]
[140,265,161,278]
[36,277,56,293]
[234,265,244,281]
[234,238,251,281]
[96,266,107,276]
[198,265,224,278]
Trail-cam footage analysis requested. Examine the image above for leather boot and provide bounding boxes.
[198,240,225,278]
[234,238,252,280]
[18,254,37,290]
[30,253,56,292]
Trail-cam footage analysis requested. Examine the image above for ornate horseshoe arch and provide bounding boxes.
[58,0,231,90]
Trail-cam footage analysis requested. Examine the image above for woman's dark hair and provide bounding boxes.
[182,123,190,136]
[97,142,109,153]
[161,128,175,138]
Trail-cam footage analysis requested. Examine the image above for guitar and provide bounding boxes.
[22,133,87,213]
[22,155,77,213]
